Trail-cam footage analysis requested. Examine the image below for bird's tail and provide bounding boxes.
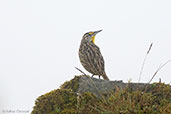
[103,73,109,80]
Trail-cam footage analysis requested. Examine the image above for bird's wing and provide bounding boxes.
[90,44,105,75]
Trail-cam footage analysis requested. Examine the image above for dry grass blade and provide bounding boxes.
[75,67,86,75]
[138,43,153,83]
[148,59,171,84]
[161,103,171,114]
[144,59,171,92]
[147,43,153,54]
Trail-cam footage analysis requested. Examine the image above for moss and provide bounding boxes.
[77,92,99,114]
[31,89,77,114]
[146,83,171,101]
[60,75,81,92]
[32,77,171,114]
[96,83,171,114]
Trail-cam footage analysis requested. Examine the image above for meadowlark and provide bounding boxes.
[79,30,109,80]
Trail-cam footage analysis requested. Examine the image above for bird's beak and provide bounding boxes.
[91,30,102,43]
[94,30,102,35]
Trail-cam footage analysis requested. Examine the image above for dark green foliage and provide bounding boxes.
[60,76,80,92]
[32,76,171,114]
[31,89,77,114]
[96,83,171,114]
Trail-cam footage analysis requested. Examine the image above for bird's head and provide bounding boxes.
[82,30,102,43]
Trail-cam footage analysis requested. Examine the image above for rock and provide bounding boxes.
[62,75,148,97]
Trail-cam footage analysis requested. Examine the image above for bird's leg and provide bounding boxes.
[91,74,94,77]
[98,75,100,79]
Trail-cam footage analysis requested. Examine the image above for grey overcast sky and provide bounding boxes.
[0,0,171,113]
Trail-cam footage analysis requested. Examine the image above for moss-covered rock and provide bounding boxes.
[32,75,171,114]
[31,89,77,114]
[60,75,80,92]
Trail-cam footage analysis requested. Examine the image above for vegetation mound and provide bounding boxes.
[32,76,171,114]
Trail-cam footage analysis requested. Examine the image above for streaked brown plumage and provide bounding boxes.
[79,30,109,80]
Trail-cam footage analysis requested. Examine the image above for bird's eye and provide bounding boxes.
[85,33,91,37]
